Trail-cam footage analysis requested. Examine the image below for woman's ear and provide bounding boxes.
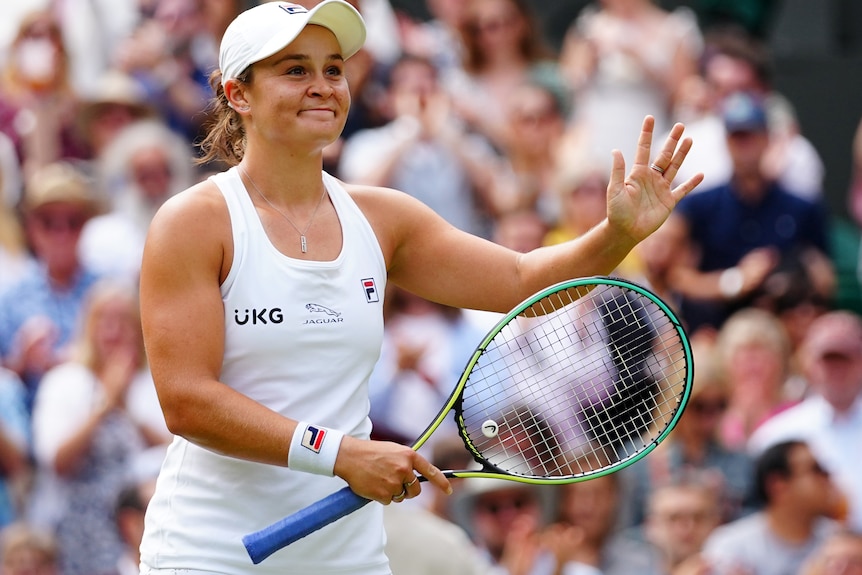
[224,78,250,112]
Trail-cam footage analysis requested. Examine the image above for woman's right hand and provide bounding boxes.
[333,435,451,504]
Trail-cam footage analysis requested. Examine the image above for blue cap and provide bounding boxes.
[722,91,768,133]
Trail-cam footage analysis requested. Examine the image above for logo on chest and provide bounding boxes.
[303,303,344,325]
[233,308,284,325]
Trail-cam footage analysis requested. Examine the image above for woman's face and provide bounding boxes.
[241,25,351,151]
[93,297,141,359]
[131,147,173,203]
[470,0,524,53]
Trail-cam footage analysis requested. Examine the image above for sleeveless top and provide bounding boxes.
[140,168,390,575]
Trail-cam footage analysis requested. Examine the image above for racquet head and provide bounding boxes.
[415,275,693,483]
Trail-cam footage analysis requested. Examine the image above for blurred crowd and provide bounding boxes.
[0,0,861,574]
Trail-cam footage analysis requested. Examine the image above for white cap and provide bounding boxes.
[219,1,366,87]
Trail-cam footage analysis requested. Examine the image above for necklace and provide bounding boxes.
[240,166,327,253]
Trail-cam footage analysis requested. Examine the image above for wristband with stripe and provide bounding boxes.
[288,422,344,477]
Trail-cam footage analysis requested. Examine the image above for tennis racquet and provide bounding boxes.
[243,276,693,564]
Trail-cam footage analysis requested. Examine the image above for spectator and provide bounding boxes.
[641,477,723,575]
[383,503,489,575]
[672,29,825,200]
[53,0,139,98]
[799,529,862,575]
[0,162,103,412]
[112,474,157,575]
[715,307,800,450]
[325,0,393,169]
[559,0,703,162]
[539,473,664,575]
[622,341,755,527]
[113,0,215,145]
[0,523,58,575]
[489,80,568,221]
[749,311,862,532]
[398,0,469,80]
[447,0,560,150]
[79,118,196,281]
[668,91,833,335]
[423,435,479,522]
[633,215,691,318]
[493,208,549,254]
[0,9,88,178]
[75,71,156,169]
[451,478,550,575]
[339,53,498,238]
[464,208,550,333]
[702,440,842,575]
[28,280,169,575]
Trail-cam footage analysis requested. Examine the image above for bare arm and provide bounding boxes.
[363,116,702,311]
[140,184,283,461]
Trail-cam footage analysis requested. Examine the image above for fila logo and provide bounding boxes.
[278,3,308,15]
[301,425,327,453]
[362,278,379,303]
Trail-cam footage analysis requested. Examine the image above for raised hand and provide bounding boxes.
[606,116,703,245]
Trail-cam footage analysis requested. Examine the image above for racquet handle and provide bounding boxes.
[243,486,370,564]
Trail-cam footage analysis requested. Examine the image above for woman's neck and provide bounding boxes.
[240,149,327,204]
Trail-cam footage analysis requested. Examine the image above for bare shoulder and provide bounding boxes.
[341,181,438,228]
[144,178,231,276]
[151,179,229,236]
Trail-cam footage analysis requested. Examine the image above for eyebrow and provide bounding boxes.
[271,53,344,66]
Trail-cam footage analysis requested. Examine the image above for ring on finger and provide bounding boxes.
[405,476,418,488]
[649,163,666,175]
[392,487,407,502]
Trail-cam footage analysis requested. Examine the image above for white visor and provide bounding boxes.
[219,0,366,86]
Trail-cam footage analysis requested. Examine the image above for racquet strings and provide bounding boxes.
[459,283,688,479]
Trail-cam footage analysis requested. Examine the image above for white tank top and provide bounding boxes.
[140,168,390,575]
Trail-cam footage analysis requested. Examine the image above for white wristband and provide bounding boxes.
[719,267,744,299]
[288,422,344,476]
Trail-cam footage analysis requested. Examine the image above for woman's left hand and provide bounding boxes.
[606,116,703,244]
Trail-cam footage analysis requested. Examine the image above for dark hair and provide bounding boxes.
[115,483,146,515]
[196,67,252,166]
[753,439,805,505]
[459,0,553,75]
[383,53,439,90]
[701,27,774,88]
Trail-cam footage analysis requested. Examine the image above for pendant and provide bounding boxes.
[300,235,308,253]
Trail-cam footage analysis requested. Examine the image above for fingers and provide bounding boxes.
[650,122,687,176]
[387,454,451,505]
[632,115,656,168]
[633,117,699,189]
[607,148,626,198]
[413,455,452,496]
[670,171,704,203]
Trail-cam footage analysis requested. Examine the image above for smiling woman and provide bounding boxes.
[138,1,702,573]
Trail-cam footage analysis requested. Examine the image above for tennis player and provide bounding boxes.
[138,1,703,573]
